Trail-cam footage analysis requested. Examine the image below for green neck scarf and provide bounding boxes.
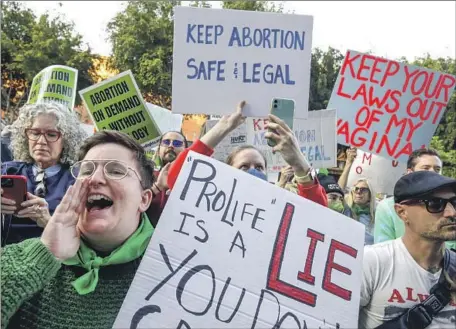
[352,204,370,217]
[63,214,154,295]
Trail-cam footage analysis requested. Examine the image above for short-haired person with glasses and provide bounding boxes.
[1,130,158,328]
[374,148,455,250]
[146,131,188,227]
[359,171,456,329]
[1,103,87,245]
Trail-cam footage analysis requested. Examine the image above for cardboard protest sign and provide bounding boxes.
[172,6,313,118]
[79,71,161,148]
[204,119,247,162]
[114,151,365,329]
[328,50,456,163]
[347,149,406,195]
[246,110,337,174]
[28,65,78,109]
[146,103,184,137]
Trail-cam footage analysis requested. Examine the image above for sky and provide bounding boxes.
[23,1,456,61]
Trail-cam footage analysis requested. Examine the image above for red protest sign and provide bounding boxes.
[328,50,456,162]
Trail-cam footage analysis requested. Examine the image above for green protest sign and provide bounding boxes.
[79,70,162,147]
[27,65,78,109]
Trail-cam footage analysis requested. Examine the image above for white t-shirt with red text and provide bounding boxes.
[359,238,456,328]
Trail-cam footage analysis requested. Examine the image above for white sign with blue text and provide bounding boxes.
[172,6,313,119]
[114,151,364,329]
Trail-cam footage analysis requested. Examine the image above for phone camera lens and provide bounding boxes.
[273,105,277,108]
[274,100,278,104]
[1,178,13,187]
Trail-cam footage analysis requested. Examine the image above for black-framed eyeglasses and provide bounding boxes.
[70,160,143,187]
[25,128,62,143]
[400,197,456,214]
[161,139,184,148]
[354,187,370,194]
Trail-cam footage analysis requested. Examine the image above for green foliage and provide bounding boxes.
[430,136,456,178]
[1,1,95,118]
[222,1,284,12]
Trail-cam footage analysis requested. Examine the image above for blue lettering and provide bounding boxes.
[228,27,241,47]
[263,64,274,84]
[215,25,224,43]
[315,146,322,161]
[252,63,261,83]
[300,145,331,163]
[242,27,252,47]
[186,24,197,43]
[242,63,251,83]
[322,146,331,161]
[186,59,226,81]
[228,27,305,50]
[197,24,205,44]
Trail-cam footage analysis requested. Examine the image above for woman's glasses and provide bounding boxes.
[161,139,184,148]
[400,197,456,214]
[354,187,370,194]
[70,160,142,185]
[25,129,61,143]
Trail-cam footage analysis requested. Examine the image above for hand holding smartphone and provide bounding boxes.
[1,175,27,215]
[267,98,295,147]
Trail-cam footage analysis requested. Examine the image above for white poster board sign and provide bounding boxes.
[205,120,247,162]
[347,149,406,195]
[246,110,337,174]
[328,50,456,163]
[146,103,184,148]
[114,152,365,329]
[172,6,313,118]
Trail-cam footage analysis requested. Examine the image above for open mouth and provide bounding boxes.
[86,194,114,212]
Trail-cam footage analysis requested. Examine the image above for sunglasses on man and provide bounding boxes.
[400,196,456,214]
[161,139,184,148]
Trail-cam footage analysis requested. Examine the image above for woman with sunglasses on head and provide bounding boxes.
[1,102,88,245]
[146,131,188,227]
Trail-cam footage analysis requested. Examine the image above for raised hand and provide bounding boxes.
[40,178,89,261]
[16,193,51,228]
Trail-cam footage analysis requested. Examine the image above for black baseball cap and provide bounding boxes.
[394,171,456,203]
[319,175,345,198]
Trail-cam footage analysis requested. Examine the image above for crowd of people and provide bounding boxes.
[1,101,455,329]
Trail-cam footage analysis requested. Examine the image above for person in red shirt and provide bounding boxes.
[167,101,327,208]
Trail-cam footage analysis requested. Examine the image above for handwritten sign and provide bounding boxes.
[328,50,456,163]
[204,120,247,162]
[28,65,78,110]
[347,149,406,195]
[79,71,161,148]
[114,151,365,329]
[246,110,337,174]
[146,103,184,148]
[172,6,313,118]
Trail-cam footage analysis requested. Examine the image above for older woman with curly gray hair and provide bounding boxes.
[1,102,88,245]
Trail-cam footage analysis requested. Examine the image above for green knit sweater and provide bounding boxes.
[1,238,141,329]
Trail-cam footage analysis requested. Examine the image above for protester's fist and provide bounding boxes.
[219,101,246,132]
[277,166,294,188]
[346,147,357,164]
[1,188,16,215]
[40,179,89,261]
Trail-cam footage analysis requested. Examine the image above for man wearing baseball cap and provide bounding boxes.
[319,175,353,219]
[359,171,456,329]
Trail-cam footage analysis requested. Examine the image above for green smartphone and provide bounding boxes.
[267,98,295,147]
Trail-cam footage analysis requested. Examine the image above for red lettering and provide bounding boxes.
[402,66,420,93]
[297,229,325,285]
[357,55,376,82]
[410,71,429,95]
[370,57,388,84]
[438,74,456,102]
[388,289,406,303]
[423,72,441,99]
[341,50,360,78]
[356,166,362,174]
[368,87,391,109]
[385,114,408,139]
[267,203,317,307]
[322,239,358,301]
[394,142,413,159]
[366,109,383,130]
[376,134,401,157]
[355,106,370,126]
[406,287,418,302]
[406,97,423,118]
[406,120,423,142]
[417,293,428,302]
[253,119,262,131]
[362,152,373,165]
[352,83,368,104]
[429,101,446,124]
[385,90,402,113]
[380,60,400,87]
[368,131,379,151]
[336,77,352,99]
[350,127,368,148]
[337,121,350,144]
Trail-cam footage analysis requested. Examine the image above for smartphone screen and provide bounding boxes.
[267,98,295,147]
